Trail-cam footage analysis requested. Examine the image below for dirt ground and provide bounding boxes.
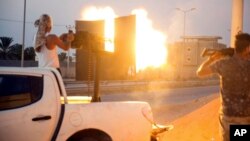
[159,97,221,141]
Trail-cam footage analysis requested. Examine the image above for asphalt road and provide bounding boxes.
[101,85,220,123]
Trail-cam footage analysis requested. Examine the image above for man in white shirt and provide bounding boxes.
[34,14,74,74]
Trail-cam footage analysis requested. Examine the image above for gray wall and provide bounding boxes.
[0,60,38,67]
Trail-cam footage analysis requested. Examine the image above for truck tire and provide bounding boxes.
[78,136,111,141]
[67,129,112,141]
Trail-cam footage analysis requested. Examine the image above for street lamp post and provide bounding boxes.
[176,8,196,40]
[175,8,195,80]
[21,0,27,67]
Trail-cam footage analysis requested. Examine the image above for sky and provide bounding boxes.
[0,0,249,48]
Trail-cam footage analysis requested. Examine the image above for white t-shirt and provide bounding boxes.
[36,44,59,68]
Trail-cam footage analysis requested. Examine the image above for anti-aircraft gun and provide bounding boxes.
[71,30,111,102]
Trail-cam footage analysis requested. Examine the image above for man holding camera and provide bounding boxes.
[197,32,250,141]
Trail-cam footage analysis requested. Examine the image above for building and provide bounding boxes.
[167,36,226,80]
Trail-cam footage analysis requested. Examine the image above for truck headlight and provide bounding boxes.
[142,106,154,124]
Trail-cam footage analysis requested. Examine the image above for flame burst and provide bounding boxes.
[132,9,167,71]
[81,6,116,52]
[81,7,167,72]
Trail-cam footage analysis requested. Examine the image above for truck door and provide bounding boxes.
[0,73,60,141]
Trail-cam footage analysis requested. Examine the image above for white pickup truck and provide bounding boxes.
[0,67,171,141]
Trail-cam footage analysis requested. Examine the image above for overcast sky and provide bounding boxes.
[0,0,249,47]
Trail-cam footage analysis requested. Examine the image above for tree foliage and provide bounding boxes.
[0,37,13,59]
[24,47,36,60]
[58,52,67,61]
[0,37,36,60]
[8,43,22,60]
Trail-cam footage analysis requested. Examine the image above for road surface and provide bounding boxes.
[101,85,220,123]
[101,85,221,141]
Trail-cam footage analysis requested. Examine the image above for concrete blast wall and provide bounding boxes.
[75,15,136,81]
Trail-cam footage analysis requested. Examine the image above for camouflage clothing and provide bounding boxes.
[210,55,250,117]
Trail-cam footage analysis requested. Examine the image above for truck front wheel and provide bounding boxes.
[67,129,112,141]
[78,136,110,141]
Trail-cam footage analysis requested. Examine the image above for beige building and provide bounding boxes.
[167,36,226,80]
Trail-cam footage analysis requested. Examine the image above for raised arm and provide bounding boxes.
[196,53,223,77]
[46,33,74,51]
[196,58,215,77]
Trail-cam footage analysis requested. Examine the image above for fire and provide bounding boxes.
[81,6,116,52]
[132,9,167,71]
[81,7,167,72]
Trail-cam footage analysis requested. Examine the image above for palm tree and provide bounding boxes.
[0,37,14,60]
[8,43,22,60]
[0,37,24,60]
